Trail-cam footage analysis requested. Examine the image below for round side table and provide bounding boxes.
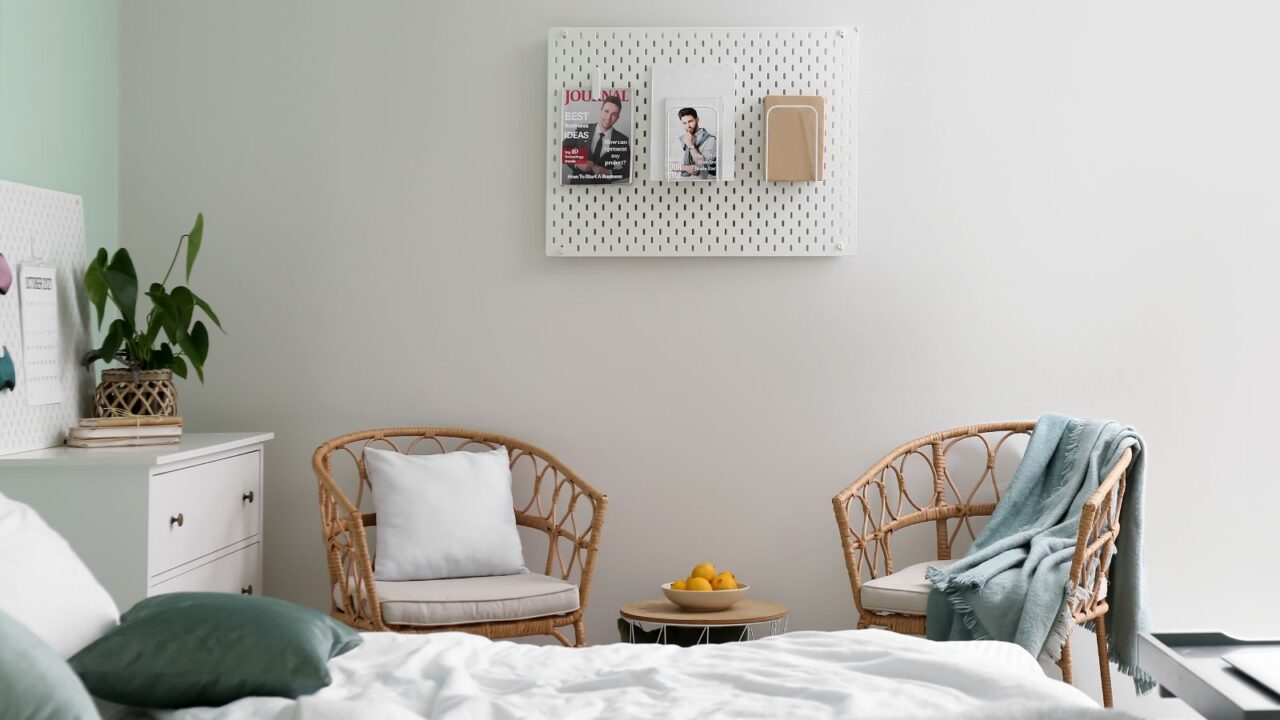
[619,598,789,646]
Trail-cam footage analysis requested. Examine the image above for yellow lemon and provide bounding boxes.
[712,573,738,591]
[690,563,717,581]
[686,576,713,592]
[671,579,687,590]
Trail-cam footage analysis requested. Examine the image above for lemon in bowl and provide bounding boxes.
[690,563,717,582]
[661,564,748,611]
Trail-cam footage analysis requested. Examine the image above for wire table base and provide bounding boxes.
[618,599,790,647]
[622,616,789,645]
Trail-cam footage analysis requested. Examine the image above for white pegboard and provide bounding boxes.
[0,180,92,455]
[546,27,858,257]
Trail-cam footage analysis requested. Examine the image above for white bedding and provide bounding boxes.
[160,629,1115,720]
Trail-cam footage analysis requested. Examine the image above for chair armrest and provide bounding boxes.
[511,448,608,610]
[314,451,385,631]
[833,471,906,612]
[568,483,608,609]
[1066,447,1133,620]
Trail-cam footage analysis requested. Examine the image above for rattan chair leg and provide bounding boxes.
[551,629,573,647]
[1059,635,1074,685]
[573,618,587,648]
[1095,615,1114,708]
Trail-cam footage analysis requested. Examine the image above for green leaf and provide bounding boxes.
[150,342,174,371]
[190,321,209,365]
[104,249,138,327]
[97,320,124,364]
[141,310,163,350]
[170,356,188,379]
[173,326,206,382]
[188,289,223,332]
[146,284,179,342]
[174,327,197,366]
[185,213,203,282]
[84,259,110,328]
[169,286,196,331]
[81,314,121,366]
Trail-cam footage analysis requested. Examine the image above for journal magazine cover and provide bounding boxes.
[561,88,633,185]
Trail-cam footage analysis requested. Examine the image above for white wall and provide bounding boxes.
[120,2,1280,714]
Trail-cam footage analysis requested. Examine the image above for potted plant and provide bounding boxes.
[82,213,222,416]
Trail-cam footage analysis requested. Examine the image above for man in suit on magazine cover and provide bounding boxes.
[563,95,631,185]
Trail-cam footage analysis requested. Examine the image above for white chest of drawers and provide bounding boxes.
[0,432,273,611]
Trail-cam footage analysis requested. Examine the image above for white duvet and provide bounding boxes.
[162,629,1119,720]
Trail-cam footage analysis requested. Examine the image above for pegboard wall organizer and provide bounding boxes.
[0,180,93,455]
[546,27,858,257]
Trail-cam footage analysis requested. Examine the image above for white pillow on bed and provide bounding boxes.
[365,446,526,582]
[0,491,119,658]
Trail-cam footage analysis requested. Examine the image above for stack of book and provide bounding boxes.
[66,416,184,448]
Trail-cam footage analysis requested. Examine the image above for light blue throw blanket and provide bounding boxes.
[926,414,1153,692]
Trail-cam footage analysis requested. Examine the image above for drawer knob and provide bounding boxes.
[242,490,255,503]
[169,512,184,528]
[241,585,253,595]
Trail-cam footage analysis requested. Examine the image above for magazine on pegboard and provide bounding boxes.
[559,88,633,186]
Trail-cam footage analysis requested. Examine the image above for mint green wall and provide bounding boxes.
[0,0,118,253]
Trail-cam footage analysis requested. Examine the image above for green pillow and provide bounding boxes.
[70,592,361,709]
[0,607,101,720]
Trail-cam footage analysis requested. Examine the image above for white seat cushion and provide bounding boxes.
[861,560,955,615]
[376,572,580,627]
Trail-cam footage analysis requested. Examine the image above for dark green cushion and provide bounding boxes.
[0,607,100,720]
[70,592,361,709]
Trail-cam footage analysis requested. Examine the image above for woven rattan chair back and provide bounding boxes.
[832,421,1132,707]
[313,427,607,647]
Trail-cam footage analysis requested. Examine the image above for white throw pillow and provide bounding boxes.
[0,491,120,658]
[365,446,527,582]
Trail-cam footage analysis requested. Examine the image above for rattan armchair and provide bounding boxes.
[313,428,607,647]
[832,422,1131,707]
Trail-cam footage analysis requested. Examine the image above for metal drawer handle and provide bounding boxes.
[241,585,253,595]
[169,512,184,528]
[242,490,255,503]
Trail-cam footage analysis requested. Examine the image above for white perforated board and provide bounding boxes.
[546,27,858,257]
[0,180,93,455]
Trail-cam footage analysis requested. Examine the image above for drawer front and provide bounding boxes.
[149,450,261,576]
[149,543,261,596]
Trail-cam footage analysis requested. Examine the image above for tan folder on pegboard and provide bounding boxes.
[764,96,825,181]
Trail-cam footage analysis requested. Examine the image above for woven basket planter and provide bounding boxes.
[95,368,179,417]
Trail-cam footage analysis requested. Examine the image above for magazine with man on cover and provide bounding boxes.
[666,98,721,181]
[561,88,632,185]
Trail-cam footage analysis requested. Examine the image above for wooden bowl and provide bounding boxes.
[661,582,750,612]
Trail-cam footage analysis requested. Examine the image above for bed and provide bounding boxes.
[2,484,1130,720]
[148,628,1125,720]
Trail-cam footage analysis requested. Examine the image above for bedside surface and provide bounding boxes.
[0,432,274,467]
[1140,632,1280,719]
